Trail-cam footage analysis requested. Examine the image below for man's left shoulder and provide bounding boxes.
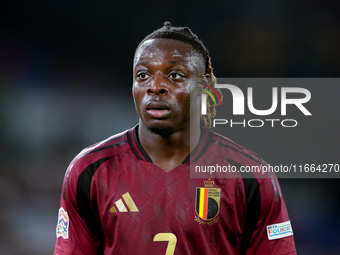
[209,130,264,166]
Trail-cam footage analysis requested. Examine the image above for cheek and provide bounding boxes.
[132,88,143,109]
[133,84,144,98]
[173,79,196,99]
[173,83,196,107]
[173,82,193,94]
[173,92,191,111]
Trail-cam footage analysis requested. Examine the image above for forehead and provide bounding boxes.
[134,38,196,64]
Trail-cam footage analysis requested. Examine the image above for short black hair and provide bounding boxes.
[136,22,222,128]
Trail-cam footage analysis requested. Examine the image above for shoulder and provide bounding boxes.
[208,130,281,200]
[208,130,264,167]
[69,129,129,174]
[61,129,131,199]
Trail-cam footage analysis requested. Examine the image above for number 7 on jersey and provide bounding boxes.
[154,233,177,255]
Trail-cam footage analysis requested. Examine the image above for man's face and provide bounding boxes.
[133,38,204,136]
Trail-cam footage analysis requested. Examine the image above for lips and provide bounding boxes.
[146,101,171,119]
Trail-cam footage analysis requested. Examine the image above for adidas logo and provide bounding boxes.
[110,192,139,213]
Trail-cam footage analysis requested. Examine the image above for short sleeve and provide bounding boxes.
[242,174,297,255]
[54,160,102,255]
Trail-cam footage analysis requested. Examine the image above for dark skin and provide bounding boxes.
[133,39,205,172]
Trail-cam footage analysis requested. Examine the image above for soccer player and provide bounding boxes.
[54,22,297,254]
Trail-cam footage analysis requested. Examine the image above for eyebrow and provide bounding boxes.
[135,60,185,66]
[167,60,185,64]
[135,61,149,65]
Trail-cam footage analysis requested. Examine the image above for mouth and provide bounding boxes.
[146,101,171,119]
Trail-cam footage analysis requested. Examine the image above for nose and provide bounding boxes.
[147,73,169,96]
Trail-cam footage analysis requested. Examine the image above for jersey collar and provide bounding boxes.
[127,125,210,164]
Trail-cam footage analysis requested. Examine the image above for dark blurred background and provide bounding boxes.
[0,1,339,254]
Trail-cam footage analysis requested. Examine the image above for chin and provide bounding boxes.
[148,126,174,138]
[144,120,175,138]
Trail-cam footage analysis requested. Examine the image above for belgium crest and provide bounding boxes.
[195,179,220,225]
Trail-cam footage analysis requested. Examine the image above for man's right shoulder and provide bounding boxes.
[66,129,131,177]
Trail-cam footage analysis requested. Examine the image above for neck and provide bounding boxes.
[138,119,201,172]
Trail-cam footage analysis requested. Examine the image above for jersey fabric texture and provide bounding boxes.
[54,125,297,255]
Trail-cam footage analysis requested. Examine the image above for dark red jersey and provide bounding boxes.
[54,125,296,255]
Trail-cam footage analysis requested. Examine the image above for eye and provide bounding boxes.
[169,73,184,79]
[137,72,151,80]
